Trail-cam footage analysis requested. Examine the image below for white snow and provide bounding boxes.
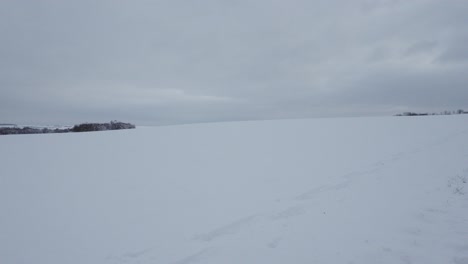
[1,116,468,264]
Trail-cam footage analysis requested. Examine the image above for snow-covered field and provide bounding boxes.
[1,116,468,264]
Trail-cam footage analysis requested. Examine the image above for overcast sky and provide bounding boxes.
[1,0,467,125]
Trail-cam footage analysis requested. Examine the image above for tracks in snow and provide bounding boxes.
[109,129,468,264]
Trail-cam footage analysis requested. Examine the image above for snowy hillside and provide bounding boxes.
[1,116,468,264]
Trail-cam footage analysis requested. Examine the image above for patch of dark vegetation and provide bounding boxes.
[71,121,135,132]
[0,121,135,135]
[0,126,65,135]
[395,112,429,116]
[395,109,468,117]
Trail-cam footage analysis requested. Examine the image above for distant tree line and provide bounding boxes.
[395,109,468,117]
[0,121,135,135]
[71,121,135,132]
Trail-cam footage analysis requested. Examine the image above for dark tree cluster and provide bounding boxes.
[0,121,135,136]
[395,112,429,117]
[71,121,135,132]
[395,109,468,117]
[0,127,71,135]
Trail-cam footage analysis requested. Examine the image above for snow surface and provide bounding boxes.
[1,116,468,264]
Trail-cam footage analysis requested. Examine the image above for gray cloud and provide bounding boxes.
[1,0,468,125]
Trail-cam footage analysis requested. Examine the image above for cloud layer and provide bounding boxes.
[1,0,467,125]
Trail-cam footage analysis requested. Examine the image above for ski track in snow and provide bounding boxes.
[115,129,468,264]
[107,248,153,264]
[295,180,353,200]
[270,206,306,220]
[176,129,468,263]
[171,248,214,264]
[194,215,260,242]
